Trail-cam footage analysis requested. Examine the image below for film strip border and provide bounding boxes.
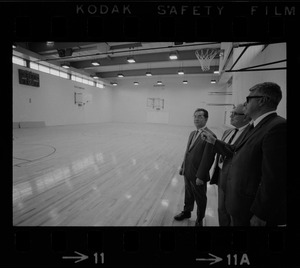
[9,228,293,267]
[4,2,299,40]
[4,1,299,267]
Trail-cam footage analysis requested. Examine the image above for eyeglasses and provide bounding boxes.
[246,96,265,103]
[230,111,244,116]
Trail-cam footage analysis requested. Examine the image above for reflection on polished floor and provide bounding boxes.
[13,122,221,226]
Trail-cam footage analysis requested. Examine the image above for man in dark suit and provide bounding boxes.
[201,82,286,226]
[210,103,251,226]
[174,108,216,226]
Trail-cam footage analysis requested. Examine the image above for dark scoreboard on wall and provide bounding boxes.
[18,69,40,87]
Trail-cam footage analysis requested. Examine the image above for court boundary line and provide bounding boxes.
[13,144,57,167]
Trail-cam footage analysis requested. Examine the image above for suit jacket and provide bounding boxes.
[214,113,287,225]
[210,126,250,189]
[210,128,233,186]
[181,127,216,183]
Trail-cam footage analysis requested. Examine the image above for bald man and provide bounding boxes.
[210,104,251,226]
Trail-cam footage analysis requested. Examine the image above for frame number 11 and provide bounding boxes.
[94,252,104,264]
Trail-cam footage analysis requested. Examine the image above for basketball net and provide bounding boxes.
[195,49,220,71]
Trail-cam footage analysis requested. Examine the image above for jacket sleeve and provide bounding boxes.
[214,139,235,157]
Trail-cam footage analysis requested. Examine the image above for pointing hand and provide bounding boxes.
[201,130,216,144]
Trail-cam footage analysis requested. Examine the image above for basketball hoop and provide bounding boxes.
[195,49,220,71]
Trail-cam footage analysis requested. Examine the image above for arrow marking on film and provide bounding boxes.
[196,253,223,265]
[62,251,89,263]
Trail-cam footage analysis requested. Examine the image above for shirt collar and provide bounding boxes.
[237,123,249,131]
[196,127,206,132]
[253,111,276,127]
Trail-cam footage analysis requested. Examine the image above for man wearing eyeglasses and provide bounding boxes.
[210,104,251,226]
[174,108,216,226]
[201,82,286,227]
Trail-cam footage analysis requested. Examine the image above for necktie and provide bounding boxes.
[219,128,238,164]
[228,128,239,144]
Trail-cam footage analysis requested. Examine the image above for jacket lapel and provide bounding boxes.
[212,128,231,177]
[188,130,198,151]
[185,130,195,153]
[223,128,233,141]
[188,127,207,151]
[215,129,232,162]
[235,113,277,151]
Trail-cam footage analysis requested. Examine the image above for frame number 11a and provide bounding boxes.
[227,253,250,265]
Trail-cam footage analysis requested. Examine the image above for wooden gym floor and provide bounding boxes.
[13,122,222,226]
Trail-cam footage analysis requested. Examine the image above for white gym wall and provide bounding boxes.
[112,75,226,128]
[13,65,113,126]
[13,42,286,128]
[13,67,228,128]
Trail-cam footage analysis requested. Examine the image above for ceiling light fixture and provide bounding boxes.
[111,82,118,86]
[183,80,188,85]
[61,63,70,69]
[169,52,178,60]
[157,81,162,85]
[134,82,139,85]
[214,71,220,74]
[146,72,152,76]
[92,75,99,79]
[211,80,216,84]
[91,61,100,66]
[127,57,136,63]
[118,73,124,78]
[178,70,184,75]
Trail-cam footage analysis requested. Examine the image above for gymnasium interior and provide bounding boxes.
[12,42,286,226]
